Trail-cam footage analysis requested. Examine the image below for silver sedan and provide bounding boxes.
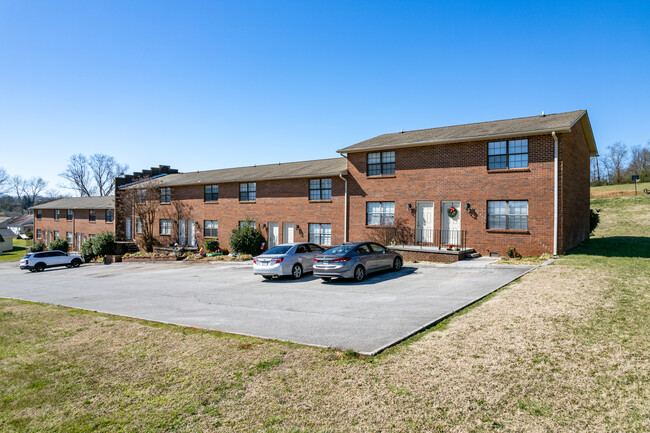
[313,242,403,282]
[253,243,326,280]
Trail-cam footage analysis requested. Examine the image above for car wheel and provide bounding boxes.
[320,277,332,282]
[71,259,82,268]
[35,263,45,272]
[393,257,403,271]
[291,264,303,279]
[29,268,36,273]
[353,266,366,282]
[262,275,273,280]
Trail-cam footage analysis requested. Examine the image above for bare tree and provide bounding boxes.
[89,154,128,196]
[117,180,162,252]
[628,144,650,181]
[167,199,191,245]
[23,177,48,209]
[604,142,628,184]
[11,175,25,201]
[59,154,96,196]
[0,167,9,194]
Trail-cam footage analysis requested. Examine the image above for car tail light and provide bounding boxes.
[25,260,28,265]
[333,257,350,262]
[313,258,318,262]
[253,258,258,264]
[270,257,284,264]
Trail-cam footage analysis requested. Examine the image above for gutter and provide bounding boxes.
[552,131,559,256]
[339,173,348,242]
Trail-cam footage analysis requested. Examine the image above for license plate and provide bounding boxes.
[322,261,330,265]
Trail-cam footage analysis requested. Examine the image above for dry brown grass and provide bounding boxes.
[2,195,649,432]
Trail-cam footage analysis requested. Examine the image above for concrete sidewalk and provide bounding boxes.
[0,259,536,354]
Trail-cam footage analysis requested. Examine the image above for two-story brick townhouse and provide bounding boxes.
[338,110,598,257]
[115,158,348,250]
[31,196,115,250]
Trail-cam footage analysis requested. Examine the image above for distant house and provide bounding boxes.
[0,228,15,253]
[3,214,34,237]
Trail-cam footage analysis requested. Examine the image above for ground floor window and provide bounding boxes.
[66,232,73,243]
[204,220,218,238]
[89,234,95,239]
[366,201,395,226]
[136,219,143,233]
[239,220,256,229]
[36,229,42,238]
[53,230,59,239]
[487,200,528,230]
[308,223,331,246]
[160,219,171,235]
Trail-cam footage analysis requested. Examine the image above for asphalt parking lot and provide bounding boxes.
[0,259,536,354]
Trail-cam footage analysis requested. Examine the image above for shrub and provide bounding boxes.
[25,231,33,239]
[589,209,600,236]
[92,231,115,256]
[80,238,95,262]
[30,240,46,252]
[506,247,521,258]
[204,238,219,253]
[229,223,265,255]
[48,238,69,252]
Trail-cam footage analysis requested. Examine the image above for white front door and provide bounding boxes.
[188,220,196,247]
[179,220,186,245]
[268,222,279,248]
[283,223,294,244]
[416,201,434,244]
[125,218,132,240]
[441,201,461,246]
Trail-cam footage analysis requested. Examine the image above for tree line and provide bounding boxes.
[591,141,650,185]
[0,153,128,216]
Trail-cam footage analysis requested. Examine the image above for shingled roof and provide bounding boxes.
[338,110,598,155]
[31,196,115,210]
[124,157,348,188]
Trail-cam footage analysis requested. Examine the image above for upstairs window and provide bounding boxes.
[204,185,219,202]
[204,220,218,238]
[67,209,73,221]
[239,182,256,201]
[160,187,171,203]
[137,189,146,203]
[106,210,114,223]
[366,201,395,226]
[367,151,395,176]
[487,200,528,230]
[89,210,96,222]
[309,179,332,200]
[488,139,528,170]
[54,210,60,220]
[36,210,42,220]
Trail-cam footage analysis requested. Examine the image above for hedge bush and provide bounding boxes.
[229,223,265,255]
[590,208,600,236]
[48,238,69,252]
[80,238,95,262]
[204,238,219,252]
[30,241,46,252]
[92,231,115,256]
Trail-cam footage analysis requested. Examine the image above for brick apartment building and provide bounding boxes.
[115,110,597,257]
[31,196,115,250]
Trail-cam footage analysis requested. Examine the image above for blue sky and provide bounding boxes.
[1,0,648,194]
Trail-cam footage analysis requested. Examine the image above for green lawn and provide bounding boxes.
[591,181,650,195]
[0,239,31,263]
[1,196,649,432]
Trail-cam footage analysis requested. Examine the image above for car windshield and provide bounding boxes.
[262,245,292,255]
[322,244,355,255]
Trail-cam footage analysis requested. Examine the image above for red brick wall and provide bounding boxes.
[346,134,558,257]
[130,176,346,251]
[559,122,591,252]
[34,208,115,250]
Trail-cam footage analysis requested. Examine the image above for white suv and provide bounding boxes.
[20,250,84,272]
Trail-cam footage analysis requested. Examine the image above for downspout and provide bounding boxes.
[72,210,75,250]
[552,131,558,256]
[339,173,348,242]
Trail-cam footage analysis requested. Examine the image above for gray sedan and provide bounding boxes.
[313,242,403,282]
[253,243,326,280]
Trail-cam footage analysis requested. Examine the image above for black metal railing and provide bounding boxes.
[374,227,467,250]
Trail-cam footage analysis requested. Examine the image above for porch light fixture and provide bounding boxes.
[407,203,412,210]
[295,224,300,230]
[465,202,471,211]
[262,223,267,229]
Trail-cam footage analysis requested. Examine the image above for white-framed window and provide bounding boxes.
[36,210,42,220]
[137,189,146,203]
[239,183,256,201]
[105,210,114,223]
[204,220,218,238]
[66,232,73,243]
[89,234,96,239]
[487,200,528,230]
[204,185,218,202]
[488,139,528,170]
[309,179,332,200]
[160,187,171,203]
[89,210,96,222]
[54,209,60,220]
[159,219,171,235]
[366,201,395,226]
[136,218,143,233]
[67,209,73,221]
[36,229,42,239]
[53,230,59,239]
[239,220,256,229]
[367,151,395,176]
[308,223,332,246]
